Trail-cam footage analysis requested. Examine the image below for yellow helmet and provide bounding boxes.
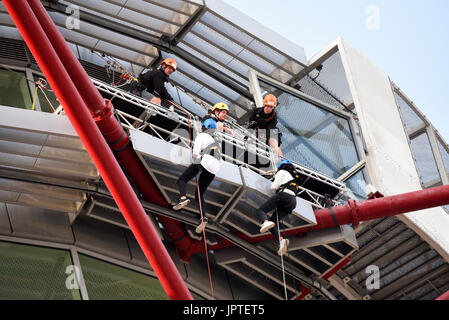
[212,102,229,113]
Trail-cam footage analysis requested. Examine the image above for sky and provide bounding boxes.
[222,0,449,143]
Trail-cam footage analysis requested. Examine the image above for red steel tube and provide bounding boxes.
[27,0,201,263]
[436,290,449,300]
[5,0,192,300]
[203,184,449,253]
[27,0,105,115]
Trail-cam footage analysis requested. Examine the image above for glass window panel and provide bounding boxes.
[79,254,169,300]
[191,23,244,57]
[312,51,353,107]
[178,42,249,87]
[165,83,207,117]
[0,69,32,110]
[410,133,440,185]
[0,241,80,300]
[343,169,368,202]
[183,32,234,65]
[247,39,289,68]
[259,79,360,178]
[161,52,241,102]
[200,12,253,46]
[238,49,277,74]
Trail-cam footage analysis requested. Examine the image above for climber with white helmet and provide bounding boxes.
[256,159,301,256]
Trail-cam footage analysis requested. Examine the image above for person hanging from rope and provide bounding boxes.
[202,102,234,136]
[256,159,301,256]
[173,118,222,233]
[247,94,283,157]
[129,57,177,107]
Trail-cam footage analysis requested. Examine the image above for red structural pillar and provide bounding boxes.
[204,184,449,254]
[436,290,449,300]
[27,0,201,263]
[4,0,192,300]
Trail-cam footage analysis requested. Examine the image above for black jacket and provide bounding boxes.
[248,108,282,145]
[140,69,173,101]
[248,108,277,130]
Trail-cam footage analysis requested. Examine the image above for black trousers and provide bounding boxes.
[256,192,296,239]
[177,163,215,217]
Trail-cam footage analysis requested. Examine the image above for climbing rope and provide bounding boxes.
[159,96,216,299]
[276,209,289,300]
[31,85,38,111]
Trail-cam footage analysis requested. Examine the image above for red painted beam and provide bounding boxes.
[205,184,449,254]
[6,0,192,300]
[26,0,202,265]
[436,290,449,300]
[322,256,352,281]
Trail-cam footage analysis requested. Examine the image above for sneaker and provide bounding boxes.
[278,239,290,256]
[173,197,190,211]
[195,217,208,234]
[260,221,275,233]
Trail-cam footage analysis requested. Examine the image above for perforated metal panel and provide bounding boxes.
[0,241,80,300]
[78,254,168,300]
[410,133,440,185]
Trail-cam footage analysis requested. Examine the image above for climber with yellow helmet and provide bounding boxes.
[129,57,177,106]
[202,102,234,135]
[248,94,283,157]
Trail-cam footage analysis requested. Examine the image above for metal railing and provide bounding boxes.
[91,78,346,208]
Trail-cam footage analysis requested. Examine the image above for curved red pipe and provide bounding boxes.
[204,184,449,253]
[27,0,202,262]
[8,0,192,300]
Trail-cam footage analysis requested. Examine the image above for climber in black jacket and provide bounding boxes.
[130,57,177,106]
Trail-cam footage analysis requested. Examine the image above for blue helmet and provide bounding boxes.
[202,118,217,130]
[277,159,292,170]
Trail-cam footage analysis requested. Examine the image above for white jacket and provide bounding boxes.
[271,169,296,196]
[192,132,221,175]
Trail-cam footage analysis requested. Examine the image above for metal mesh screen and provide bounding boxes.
[259,79,360,179]
[0,68,32,110]
[438,139,449,176]
[295,51,352,111]
[394,91,425,132]
[343,170,368,201]
[410,133,440,186]
[0,241,80,300]
[297,75,345,110]
[79,254,169,300]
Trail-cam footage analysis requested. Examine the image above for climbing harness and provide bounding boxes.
[277,162,308,197]
[200,132,222,161]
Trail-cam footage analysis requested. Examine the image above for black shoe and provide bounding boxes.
[173,198,190,211]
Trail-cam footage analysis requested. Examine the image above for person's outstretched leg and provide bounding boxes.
[274,193,296,255]
[195,167,215,233]
[256,194,278,233]
[173,164,200,210]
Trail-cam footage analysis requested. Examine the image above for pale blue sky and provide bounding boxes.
[222,0,449,143]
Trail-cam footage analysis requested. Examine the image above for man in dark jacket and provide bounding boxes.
[248,94,283,157]
[130,58,177,106]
